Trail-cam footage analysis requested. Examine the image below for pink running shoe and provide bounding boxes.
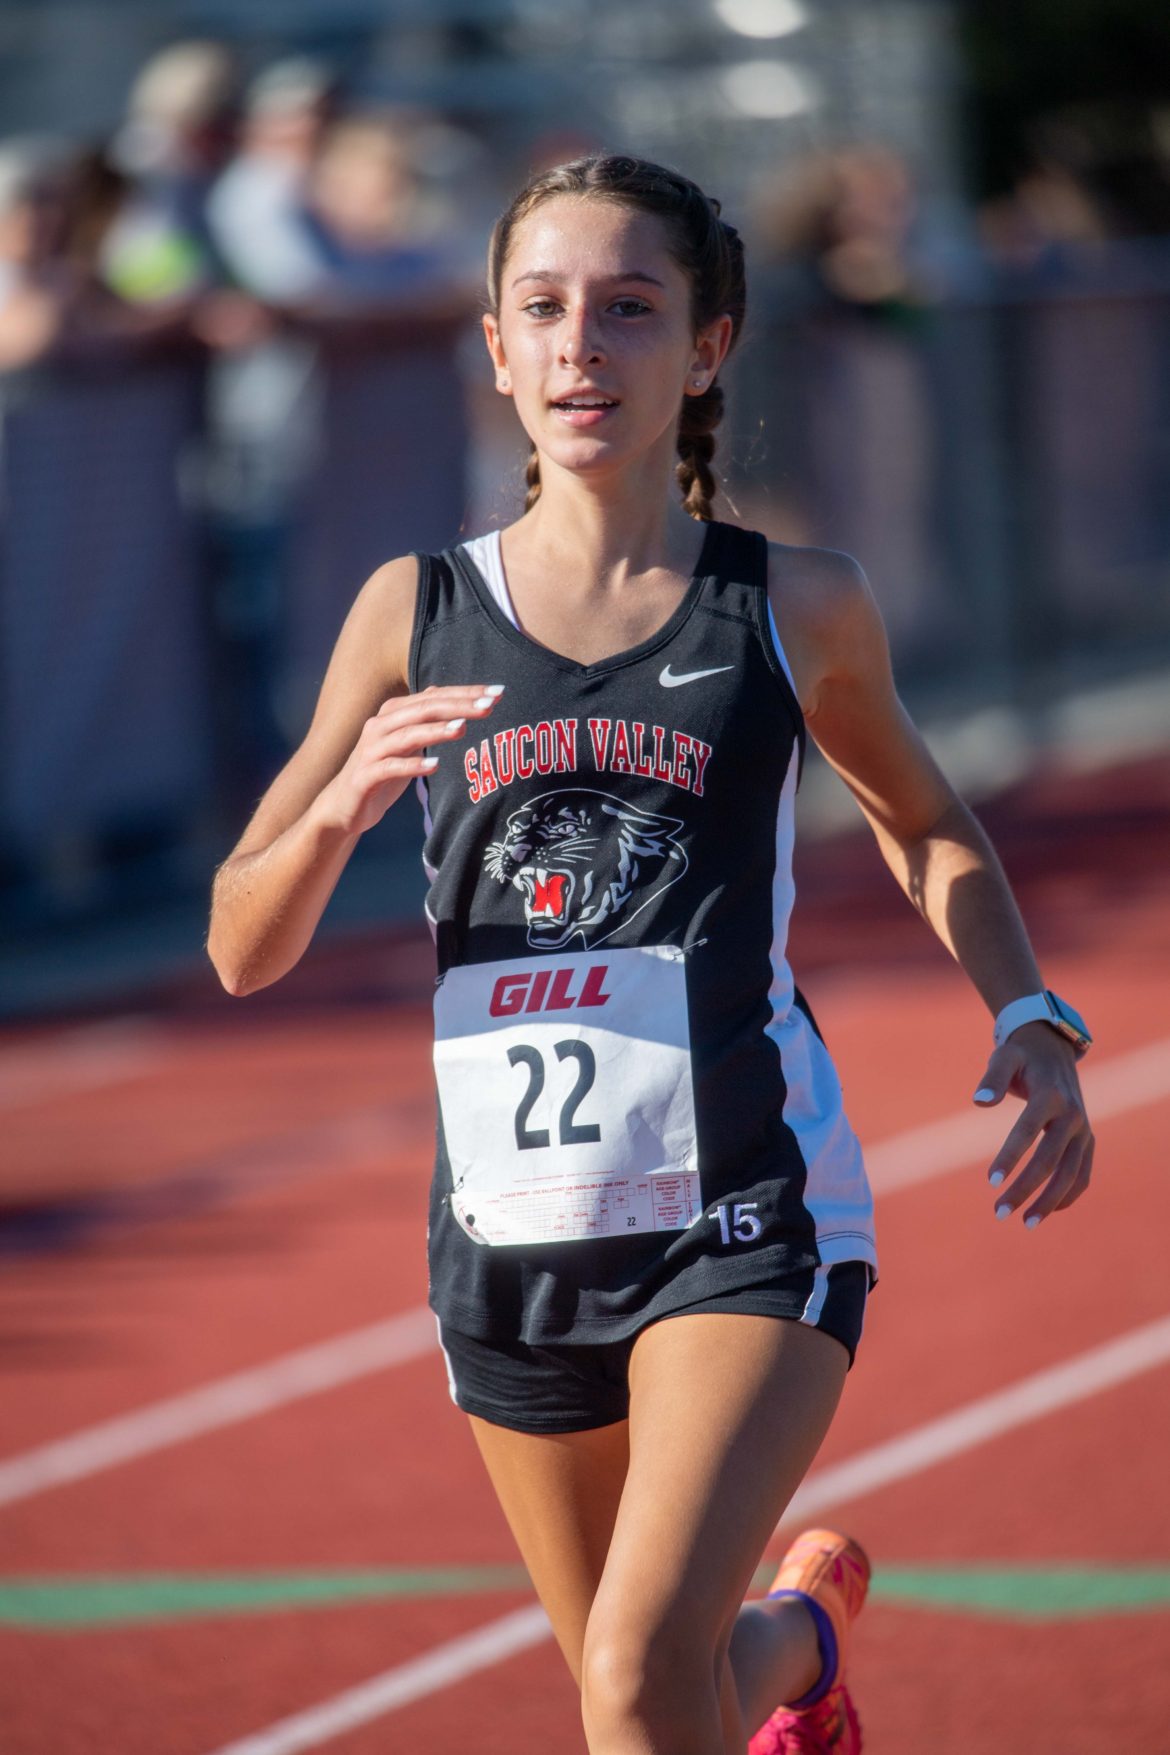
[747,1528,870,1755]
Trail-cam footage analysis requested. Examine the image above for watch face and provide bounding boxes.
[1046,991,1092,1047]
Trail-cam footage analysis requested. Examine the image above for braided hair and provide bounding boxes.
[485,153,746,521]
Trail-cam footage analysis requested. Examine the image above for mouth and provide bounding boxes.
[550,396,620,427]
[514,865,573,931]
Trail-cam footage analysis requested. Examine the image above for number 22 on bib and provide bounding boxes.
[433,945,701,1246]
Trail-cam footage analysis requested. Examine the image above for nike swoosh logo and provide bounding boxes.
[659,664,735,688]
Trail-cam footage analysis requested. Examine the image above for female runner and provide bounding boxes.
[208,154,1094,1754]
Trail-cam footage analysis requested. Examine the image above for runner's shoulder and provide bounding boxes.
[339,553,423,693]
[765,539,873,631]
[764,540,885,701]
[359,552,421,630]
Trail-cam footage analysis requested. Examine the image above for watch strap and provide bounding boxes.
[993,990,1091,1055]
[993,993,1055,1047]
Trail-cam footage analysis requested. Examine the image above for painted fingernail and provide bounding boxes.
[484,684,506,696]
[473,695,496,710]
[420,757,439,771]
[974,1087,996,1104]
[995,1202,1012,1221]
[1025,1214,1043,1230]
[446,718,465,732]
[989,1170,1005,1188]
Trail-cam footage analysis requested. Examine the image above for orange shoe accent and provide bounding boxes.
[747,1528,870,1755]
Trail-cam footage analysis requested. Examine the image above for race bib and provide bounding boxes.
[433,945,701,1246]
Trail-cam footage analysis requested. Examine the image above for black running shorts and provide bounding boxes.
[436,1261,870,1435]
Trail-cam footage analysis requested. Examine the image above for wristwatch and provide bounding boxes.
[993,990,1092,1057]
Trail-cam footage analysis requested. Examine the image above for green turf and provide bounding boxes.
[866,1565,1170,1619]
[0,1567,529,1628]
[2,1563,1168,1630]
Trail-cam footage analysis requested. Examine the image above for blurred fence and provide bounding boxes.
[0,354,213,902]
[730,253,1170,707]
[2,265,1169,930]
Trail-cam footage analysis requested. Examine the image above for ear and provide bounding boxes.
[483,312,511,394]
[687,312,734,391]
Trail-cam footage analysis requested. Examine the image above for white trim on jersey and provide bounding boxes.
[461,530,517,626]
[460,530,803,701]
[764,749,878,1275]
[416,777,439,938]
[766,599,799,698]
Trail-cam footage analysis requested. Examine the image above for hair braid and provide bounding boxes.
[523,443,541,513]
[676,381,723,521]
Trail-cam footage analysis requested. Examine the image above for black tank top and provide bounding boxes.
[409,519,876,1345]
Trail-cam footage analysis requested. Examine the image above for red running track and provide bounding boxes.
[0,755,1168,1754]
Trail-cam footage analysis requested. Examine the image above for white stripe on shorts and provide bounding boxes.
[434,1316,460,1407]
[800,1264,832,1328]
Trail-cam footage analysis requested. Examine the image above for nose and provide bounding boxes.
[559,301,605,367]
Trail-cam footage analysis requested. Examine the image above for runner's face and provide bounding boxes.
[485,195,726,476]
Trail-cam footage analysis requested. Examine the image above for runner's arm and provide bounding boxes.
[769,543,1092,1222]
[207,555,500,996]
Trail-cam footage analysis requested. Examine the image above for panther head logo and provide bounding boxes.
[484,789,688,949]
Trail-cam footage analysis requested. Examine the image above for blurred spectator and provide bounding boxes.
[754,145,934,323]
[746,146,949,663]
[201,58,339,528]
[197,59,341,791]
[276,107,478,735]
[0,138,77,369]
[977,157,1110,275]
[976,105,1170,279]
[0,128,214,899]
[202,96,475,534]
[207,55,338,303]
[0,134,210,371]
[301,111,473,303]
[102,39,239,305]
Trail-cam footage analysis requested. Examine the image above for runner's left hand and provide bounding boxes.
[971,1022,1094,1226]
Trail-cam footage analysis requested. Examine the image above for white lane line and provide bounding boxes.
[0,1018,164,1110]
[0,1309,436,1510]
[204,1606,552,1755]
[864,1034,1170,1194]
[1081,1037,1170,1120]
[781,1310,1170,1529]
[199,1311,1170,1755]
[2,1037,1167,1511]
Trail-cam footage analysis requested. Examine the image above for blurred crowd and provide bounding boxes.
[7,34,1168,393]
[0,39,506,558]
[750,131,1170,320]
[0,39,523,892]
[0,41,493,371]
[2,37,1167,919]
[4,35,1168,519]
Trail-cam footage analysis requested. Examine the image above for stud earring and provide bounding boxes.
[692,378,704,388]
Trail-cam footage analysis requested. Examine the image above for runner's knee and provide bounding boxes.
[581,1616,720,1749]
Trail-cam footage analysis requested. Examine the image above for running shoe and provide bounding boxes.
[747,1528,870,1755]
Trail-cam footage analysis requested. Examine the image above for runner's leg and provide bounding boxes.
[467,1413,629,1682]
[581,1312,848,1755]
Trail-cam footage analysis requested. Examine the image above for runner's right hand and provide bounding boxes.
[317,684,503,837]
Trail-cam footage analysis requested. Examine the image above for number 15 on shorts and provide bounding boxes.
[709,1202,762,1244]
